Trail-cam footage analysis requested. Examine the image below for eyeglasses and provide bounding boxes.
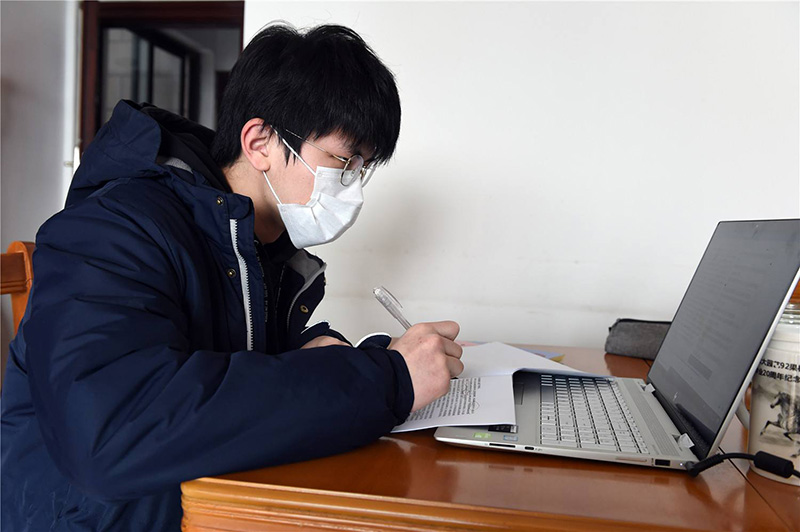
[282,129,376,187]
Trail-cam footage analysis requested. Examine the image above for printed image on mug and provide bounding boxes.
[748,320,800,486]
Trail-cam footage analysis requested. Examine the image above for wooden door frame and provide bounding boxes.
[80,0,244,152]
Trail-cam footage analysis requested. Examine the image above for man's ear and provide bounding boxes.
[240,119,276,172]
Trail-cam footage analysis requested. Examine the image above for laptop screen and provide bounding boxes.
[648,219,800,456]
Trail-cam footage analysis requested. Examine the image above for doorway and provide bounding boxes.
[80,1,244,151]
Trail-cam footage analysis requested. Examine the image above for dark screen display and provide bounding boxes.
[648,220,800,453]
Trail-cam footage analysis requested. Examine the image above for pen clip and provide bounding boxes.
[373,285,413,330]
[374,285,402,308]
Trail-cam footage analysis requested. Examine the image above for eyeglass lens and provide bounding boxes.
[341,155,364,186]
[281,128,375,187]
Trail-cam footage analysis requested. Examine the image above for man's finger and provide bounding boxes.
[442,338,463,359]
[446,356,464,378]
[428,320,460,341]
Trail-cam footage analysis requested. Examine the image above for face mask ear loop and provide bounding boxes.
[280,136,316,177]
[262,171,283,205]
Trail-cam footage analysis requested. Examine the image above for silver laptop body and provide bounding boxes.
[435,219,800,470]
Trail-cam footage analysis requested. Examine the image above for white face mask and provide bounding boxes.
[262,140,364,249]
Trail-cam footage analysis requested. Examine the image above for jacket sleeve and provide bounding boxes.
[24,195,414,502]
[296,321,352,348]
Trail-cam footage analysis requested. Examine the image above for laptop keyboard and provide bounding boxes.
[539,375,649,454]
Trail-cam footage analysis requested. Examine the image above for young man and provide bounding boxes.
[1,24,463,531]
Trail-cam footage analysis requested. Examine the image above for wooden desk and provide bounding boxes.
[182,347,798,531]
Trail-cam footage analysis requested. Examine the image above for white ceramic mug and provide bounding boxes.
[746,322,800,486]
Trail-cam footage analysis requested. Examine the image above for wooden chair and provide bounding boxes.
[1,241,35,334]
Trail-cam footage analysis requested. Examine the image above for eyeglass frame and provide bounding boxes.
[280,128,376,187]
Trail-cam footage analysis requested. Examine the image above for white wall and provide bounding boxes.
[244,2,800,347]
[1,1,79,385]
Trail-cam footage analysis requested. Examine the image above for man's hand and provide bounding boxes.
[301,335,350,349]
[389,321,464,412]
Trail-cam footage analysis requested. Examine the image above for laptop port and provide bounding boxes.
[488,443,516,449]
[654,459,671,467]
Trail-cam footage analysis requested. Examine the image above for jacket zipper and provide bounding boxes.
[229,219,254,350]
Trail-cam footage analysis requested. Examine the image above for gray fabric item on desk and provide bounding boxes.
[604,319,671,360]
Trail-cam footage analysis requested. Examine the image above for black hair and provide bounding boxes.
[211,23,401,168]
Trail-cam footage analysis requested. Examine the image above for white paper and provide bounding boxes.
[459,342,587,378]
[392,342,589,432]
[391,375,516,432]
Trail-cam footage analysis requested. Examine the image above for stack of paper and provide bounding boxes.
[392,342,587,432]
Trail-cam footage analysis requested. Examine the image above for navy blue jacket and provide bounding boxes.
[1,101,413,531]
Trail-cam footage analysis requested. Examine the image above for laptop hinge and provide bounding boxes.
[641,382,695,450]
[651,384,710,459]
[677,433,695,449]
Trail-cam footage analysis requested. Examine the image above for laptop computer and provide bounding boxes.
[435,219,800,470]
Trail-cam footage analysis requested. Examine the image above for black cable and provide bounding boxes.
[684,451,800,479]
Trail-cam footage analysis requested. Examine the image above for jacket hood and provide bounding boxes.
[66,101,230,207]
